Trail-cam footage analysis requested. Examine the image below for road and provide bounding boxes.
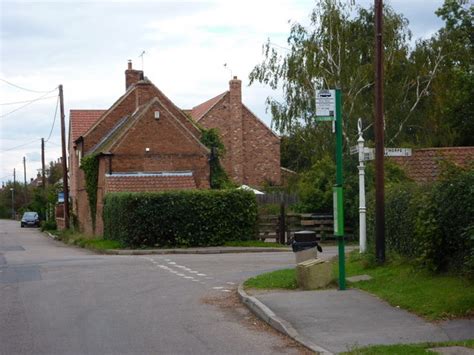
[0,219,338,355]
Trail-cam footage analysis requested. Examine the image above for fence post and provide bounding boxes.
[279,202,286,244]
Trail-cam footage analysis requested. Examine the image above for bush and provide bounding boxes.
[40,219,57,231]
[103,189,258,248]
[416,166,474,274]
[369,164,474,277]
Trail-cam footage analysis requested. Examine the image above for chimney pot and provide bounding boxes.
[128,60,132,70]
[233,76,237,80]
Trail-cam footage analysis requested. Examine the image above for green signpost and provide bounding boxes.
[316,88,346,290]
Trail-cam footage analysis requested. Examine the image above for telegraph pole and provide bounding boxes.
[41,138,46,189]
[23,156,27,203]
[375,0,385,263]
[59,85,70,229]
[13,168,16,219]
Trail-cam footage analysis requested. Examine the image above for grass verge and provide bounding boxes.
[341,339,474,354]
[243,251,474,320]
[244,268,298,290]
[340,252,474,320]
[50,230,124,251]
[224,240,286,248]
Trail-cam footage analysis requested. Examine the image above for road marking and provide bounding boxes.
[221,289,231,293]
[226,282,235,285]
[168,262,176,265]
[212,286,224,290]
[189,271,198,274]
[176,273,185,277]
[197,273,206,276]
[183,276,194,279]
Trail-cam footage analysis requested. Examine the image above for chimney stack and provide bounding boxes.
[228,76,244,183]
[125,60,144,91]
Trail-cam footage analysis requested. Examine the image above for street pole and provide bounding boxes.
[59,84,70,229]
[375,0,385,263]
[10,188,14,219]
[23,156,27,203]
[357,119,367,253]
[41,138,46,189]
[335,89,346,290]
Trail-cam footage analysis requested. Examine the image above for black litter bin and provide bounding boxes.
[292,231,323,253]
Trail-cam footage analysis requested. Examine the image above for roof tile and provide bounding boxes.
[70,110,106,142]
[105,174,197,192]
[390,147,474,183]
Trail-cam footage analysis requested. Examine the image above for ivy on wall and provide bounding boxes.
[200,128,233,189]
[80,153,100,230]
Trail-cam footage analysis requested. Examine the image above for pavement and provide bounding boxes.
[239,274,474,354]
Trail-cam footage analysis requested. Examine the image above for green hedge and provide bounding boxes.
[103,189,258,248]
[367,164,474,277]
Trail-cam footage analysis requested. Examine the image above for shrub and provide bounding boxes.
[416,166,474,274]
[40,219,57,231]
[103,189,258,248]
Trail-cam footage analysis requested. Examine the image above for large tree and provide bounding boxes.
[250,0,460,169]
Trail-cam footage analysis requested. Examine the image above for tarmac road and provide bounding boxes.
[0,219,337,355]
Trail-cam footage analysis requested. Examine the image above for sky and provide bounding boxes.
[0,0,445,186]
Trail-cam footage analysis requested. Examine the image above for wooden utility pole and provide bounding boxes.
[59,85,70,229]
[374,0,385,263]
[41,138,46,189]
[23,156,27,203]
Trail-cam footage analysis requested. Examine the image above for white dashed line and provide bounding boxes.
[168,262,176,265]
[197,273,207,276]
[226,282,235,285]
[212,286,224,290]
[221,289,232,293]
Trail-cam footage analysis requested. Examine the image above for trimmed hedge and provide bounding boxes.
[367,164,474,277]
[103,189,258,248]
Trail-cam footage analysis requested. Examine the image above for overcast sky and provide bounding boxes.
[0,0,445,186]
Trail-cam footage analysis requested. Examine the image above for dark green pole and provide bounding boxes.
[335,89,346,290]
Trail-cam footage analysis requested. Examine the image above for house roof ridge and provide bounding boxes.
[242,103,280,140]
[191,91,228,122]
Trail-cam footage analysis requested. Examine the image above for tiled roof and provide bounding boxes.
[390,147,474,183]
[190,92,227,122]
[105,173,197,192]
[70,110,106,143]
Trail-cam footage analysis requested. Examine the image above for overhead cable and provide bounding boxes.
[0,90,58,119]
[0,95,57,106]
[0,78,57,94]
[45,96,60,143]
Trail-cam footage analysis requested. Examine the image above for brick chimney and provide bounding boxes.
[229,76,244,183]
[125,60,144,91]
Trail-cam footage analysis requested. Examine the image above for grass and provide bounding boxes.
[243,251,474,320]
[340,252,474,320]
[223,240,286,248]
[341,339,474,354]
[244,268,298,289]
[51,230,124,251]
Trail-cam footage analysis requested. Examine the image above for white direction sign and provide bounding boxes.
[316,89,336,120]
[384,148,412,157]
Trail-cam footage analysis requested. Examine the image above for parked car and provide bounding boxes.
[21,212,40,228]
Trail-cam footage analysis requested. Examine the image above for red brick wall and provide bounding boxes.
[83,92,136,153]
[198,91,281,187]
[110,102,209,188]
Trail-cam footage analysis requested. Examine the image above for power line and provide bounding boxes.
[0,138,39,152]
[45,96,60,143]
[0,78,56,94]
[0,90,58,119]
[0,95,57,106]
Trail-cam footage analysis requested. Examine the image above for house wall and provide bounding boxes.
[242,106,281,186]
[198,82,281,187]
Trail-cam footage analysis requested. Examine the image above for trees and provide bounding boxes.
[251,0,472,169]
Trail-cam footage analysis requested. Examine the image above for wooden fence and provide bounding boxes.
[258,212,353,244]
[256,193,299,206]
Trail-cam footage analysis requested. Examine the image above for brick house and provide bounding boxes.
[69,62,282,235]
[187,76,281,187]
[390,147,474,183]
[69,62,210,235]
